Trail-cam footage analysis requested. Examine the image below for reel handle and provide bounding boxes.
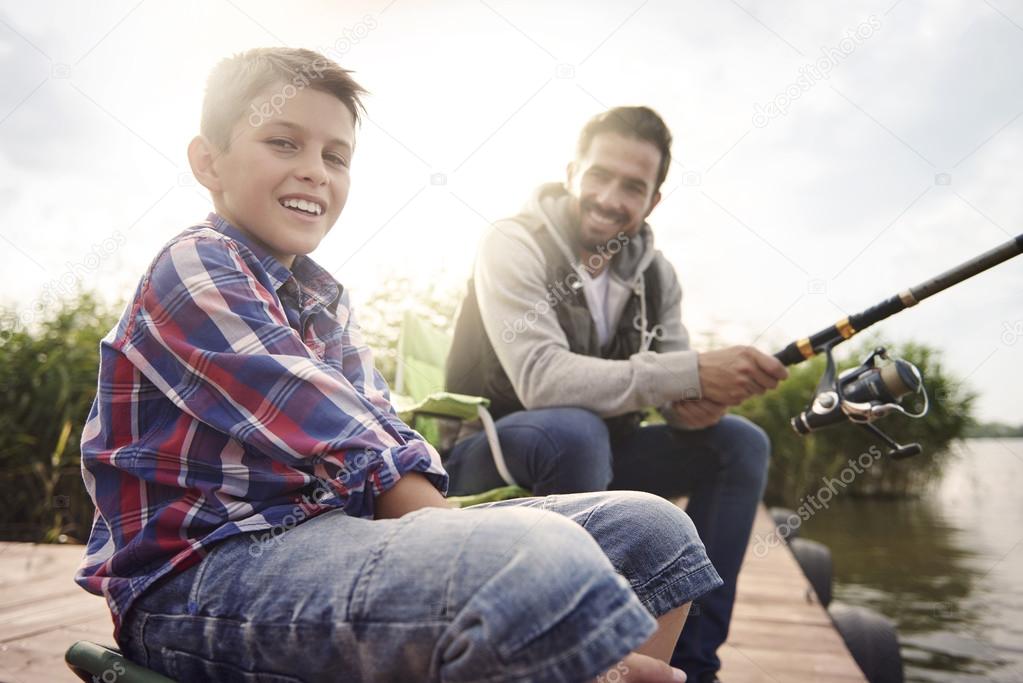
[890,443,922,460]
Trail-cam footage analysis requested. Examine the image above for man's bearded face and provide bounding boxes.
[566,131,662,251]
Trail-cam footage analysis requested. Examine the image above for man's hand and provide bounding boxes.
[697,346,788,406]
[670,398,729,430]
[374,473,452,519]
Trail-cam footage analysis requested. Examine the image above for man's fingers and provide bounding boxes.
[674,399,727,428]
[676,400,715,420]
[747,367,776,394]
[753,349,789,381]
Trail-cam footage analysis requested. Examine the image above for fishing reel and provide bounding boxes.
[791,344,929,459]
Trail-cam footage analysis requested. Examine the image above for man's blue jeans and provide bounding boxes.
[445,408,771,679]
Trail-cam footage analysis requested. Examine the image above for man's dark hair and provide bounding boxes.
[576,106,673,194]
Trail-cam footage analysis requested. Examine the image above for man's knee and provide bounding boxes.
[717,415,771,488]
[521,407,613,492]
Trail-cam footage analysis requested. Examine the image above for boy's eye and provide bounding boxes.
[324,153,349,168]
[267,138,297,150]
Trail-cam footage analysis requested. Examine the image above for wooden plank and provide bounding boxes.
[718,506,866,681]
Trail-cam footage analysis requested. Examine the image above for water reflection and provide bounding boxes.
[800,438,1023,683]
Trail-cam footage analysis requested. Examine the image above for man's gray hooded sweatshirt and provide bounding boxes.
[446,182,702,435]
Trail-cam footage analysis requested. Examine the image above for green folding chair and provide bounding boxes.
[65,641,174,682]
[392,310,530,505]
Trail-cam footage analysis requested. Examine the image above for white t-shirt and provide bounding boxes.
[580,268,613,347]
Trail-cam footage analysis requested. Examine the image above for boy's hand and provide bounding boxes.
[596,653,686,682]
[375,473,452,519]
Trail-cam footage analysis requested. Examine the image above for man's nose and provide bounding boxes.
[594,182,620,209]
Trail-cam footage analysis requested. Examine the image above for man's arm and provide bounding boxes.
[652,255,788,428]
[475,223,701,418]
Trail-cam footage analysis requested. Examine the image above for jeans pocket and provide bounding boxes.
[162,647,306,683]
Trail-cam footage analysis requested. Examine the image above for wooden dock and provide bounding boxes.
[718,506,866,681]
[0,505,866,682]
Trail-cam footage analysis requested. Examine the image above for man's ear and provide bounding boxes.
[565,160,577,188]
[644,190,662,219]
[187,135,223,193]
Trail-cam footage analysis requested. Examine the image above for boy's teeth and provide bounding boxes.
[280,198,323,215]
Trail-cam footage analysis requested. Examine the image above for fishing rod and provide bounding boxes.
[773,233,1023,459]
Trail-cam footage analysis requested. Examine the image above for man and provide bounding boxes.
[444,106,789,682]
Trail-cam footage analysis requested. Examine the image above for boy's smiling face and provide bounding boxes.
[192,84,356,268]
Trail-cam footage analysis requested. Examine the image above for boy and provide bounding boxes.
[76,48,722,682]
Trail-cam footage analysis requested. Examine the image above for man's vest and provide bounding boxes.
[445,222,662,437]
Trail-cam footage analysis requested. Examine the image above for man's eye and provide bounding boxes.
[268,139,296,150]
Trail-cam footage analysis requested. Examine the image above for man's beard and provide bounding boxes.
[576,199,629,252]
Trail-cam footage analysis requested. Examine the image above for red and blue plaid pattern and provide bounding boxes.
[76,214,447,634]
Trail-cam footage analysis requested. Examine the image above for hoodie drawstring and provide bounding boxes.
[633,275,665,352]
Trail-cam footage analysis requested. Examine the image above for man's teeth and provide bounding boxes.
[280,198,323,215]
[589,210,618,226]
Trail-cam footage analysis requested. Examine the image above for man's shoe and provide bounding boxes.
[697,673,721,683]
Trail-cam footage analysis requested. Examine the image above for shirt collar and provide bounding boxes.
[204,213,341,311]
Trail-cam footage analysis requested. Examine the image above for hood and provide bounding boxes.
[522,182,658,284]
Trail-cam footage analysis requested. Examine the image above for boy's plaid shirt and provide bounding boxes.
[76,214,448,634]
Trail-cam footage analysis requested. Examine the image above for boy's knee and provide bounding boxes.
[590,491,703,557]
[440,508,644,677]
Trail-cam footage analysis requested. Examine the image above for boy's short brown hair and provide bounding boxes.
[201,47,367,151]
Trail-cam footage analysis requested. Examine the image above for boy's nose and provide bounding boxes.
[296,157,329,185]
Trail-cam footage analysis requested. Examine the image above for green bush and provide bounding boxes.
[0,293,117,542]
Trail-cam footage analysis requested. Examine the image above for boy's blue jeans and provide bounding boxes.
[118,491,722,682]
[445,409,771,679]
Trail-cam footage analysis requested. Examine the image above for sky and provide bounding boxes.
[1,0,1021,423]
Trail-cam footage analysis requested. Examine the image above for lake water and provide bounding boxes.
[801,438,1023,682]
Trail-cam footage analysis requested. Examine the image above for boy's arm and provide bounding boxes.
[374,472,452,518]
[124,235,447,518]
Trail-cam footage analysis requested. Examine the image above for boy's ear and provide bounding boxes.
[187,135,223,193]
